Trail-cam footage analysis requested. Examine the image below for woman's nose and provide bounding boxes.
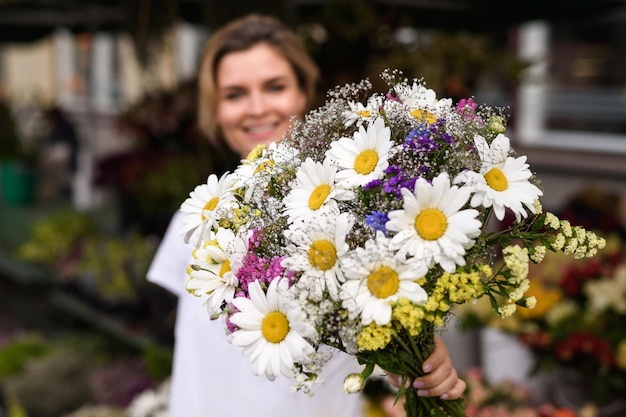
[247,92,268,115]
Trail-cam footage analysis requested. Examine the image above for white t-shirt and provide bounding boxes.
[147,211,366,417]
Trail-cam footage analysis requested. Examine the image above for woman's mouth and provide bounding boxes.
[244,122,281,141]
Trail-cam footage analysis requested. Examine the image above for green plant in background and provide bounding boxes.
[0,333,50,379]
[0,100,46,165]
[78,232,157,303]
[141,344,173,381]
[1,331,166,417]
[0,101,23,162]
[3,346,98,417]
[17,210,96,270]
[17,209,157,303]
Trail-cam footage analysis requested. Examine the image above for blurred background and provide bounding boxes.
[0,1,625,416]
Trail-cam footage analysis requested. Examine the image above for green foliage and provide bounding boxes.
[0,102,22,161]
[0,334,50,379]
[141,344,173,380]
[1,332,163,417]
[78,232,157,302]
[17,210,97,266]
[3,346,96,417]
[17,209,157,302]
[128,153,209,219]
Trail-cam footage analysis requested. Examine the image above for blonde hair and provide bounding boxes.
[198,14,319,144]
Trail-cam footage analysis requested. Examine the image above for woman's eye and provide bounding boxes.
[223,90,244,100]
[221,88,245,100]
[267,84,286,93]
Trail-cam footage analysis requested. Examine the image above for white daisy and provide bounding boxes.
[454,134,543,221]
[180,172,236,247]
[325,117,394,187]
[386,173,481,273]
[187,228,248,315]
[282,157,353,223]
[229,278,316,380]
[282,203,354,301]
[340,232,428,326]
[343,95,382,128]
[394,81,452,123]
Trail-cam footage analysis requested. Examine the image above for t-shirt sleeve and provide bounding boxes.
[146,211,193,297]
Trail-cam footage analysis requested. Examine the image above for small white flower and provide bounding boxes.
[127,379,170,417]
[395,81,438,108]
[343,373,366,393]
[545,212,560,229]
[180,172,236,246]
[394,81,452,121]
[343,95,383,128]
[498,303,517,318]
[326,117,394,188]
[584,265,626,314]
[386,173,482,273]
[229,278,316,381]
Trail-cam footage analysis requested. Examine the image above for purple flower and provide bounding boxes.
[382,165,417,197]
[405,127,440,153]
[363,178,383,191]
[365,211,389,234]
[236,233,296,296]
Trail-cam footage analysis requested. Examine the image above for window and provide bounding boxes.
[515,15,626,154]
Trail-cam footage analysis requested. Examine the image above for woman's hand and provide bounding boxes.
[387,334,466,400]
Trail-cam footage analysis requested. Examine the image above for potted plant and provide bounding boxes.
[0,101,38,205]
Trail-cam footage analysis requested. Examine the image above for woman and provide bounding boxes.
[147,14,465,417]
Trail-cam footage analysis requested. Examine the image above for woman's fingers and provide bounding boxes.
[385,334,467,400]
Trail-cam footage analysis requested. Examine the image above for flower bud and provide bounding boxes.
[343,373,366,394]
[487,116,506,134]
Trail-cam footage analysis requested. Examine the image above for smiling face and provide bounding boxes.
[215,43,308,158]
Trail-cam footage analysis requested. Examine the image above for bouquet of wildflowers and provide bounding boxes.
[180,70,605,417]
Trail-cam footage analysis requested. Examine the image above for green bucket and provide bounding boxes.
[1,161,36,205]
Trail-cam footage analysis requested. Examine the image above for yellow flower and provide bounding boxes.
[516,278,562,320]
[357,322,394,351]
[392,299,425,336]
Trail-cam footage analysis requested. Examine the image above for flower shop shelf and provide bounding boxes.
[0,200,156,352]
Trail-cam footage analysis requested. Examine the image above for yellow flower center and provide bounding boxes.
[219,259,231,278]
[261,311,290,343]
[414,208,447,240]
[308,240,337,270]
[201,197,219,220]
[410,109,437,124]
[354,150,379,175]
[484,167,508,191]
[254,160,274,174]
[308,184,331,210]
[367,266,400,299]
[357,110,371,118]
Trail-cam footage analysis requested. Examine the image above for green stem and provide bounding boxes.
[389,326,468,417]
